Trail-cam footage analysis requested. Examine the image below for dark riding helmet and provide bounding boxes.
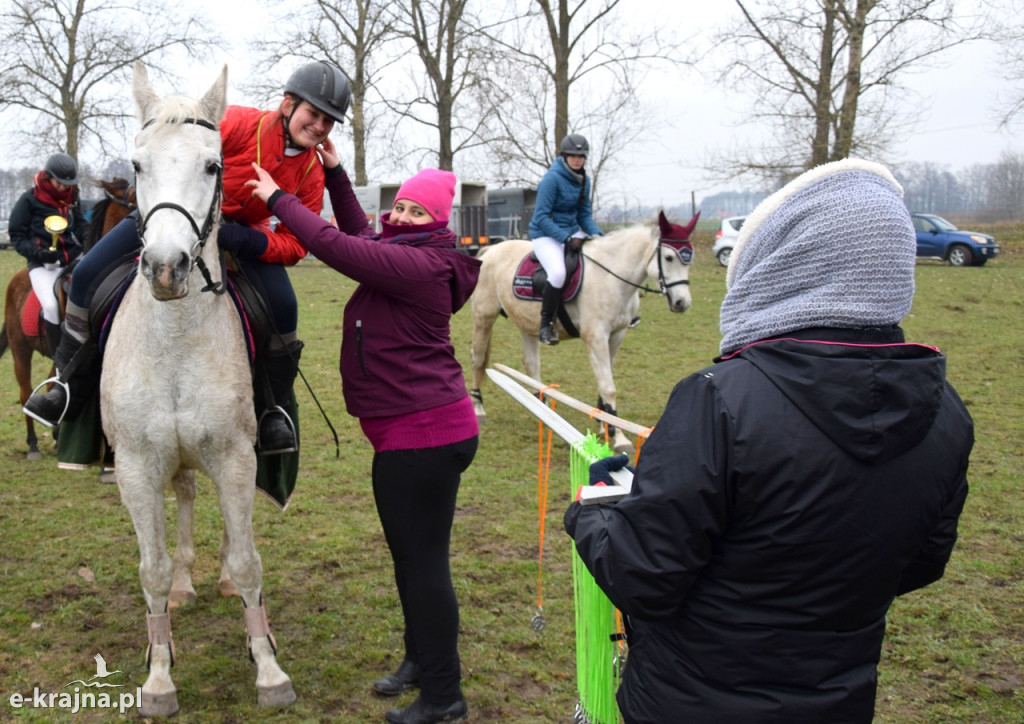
[560,133,589,158]
[284,61,351,124]
[44,152,79,185]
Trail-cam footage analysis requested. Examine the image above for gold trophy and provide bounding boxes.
[42,215,68,268]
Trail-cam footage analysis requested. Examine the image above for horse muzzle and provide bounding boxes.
[667,290,692,313]
[140,250,191,300]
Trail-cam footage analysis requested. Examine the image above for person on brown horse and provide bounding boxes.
[8,153,88,355]
[528,133,603,345]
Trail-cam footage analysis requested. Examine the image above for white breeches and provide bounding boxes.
[532,231,588,288]
[28,266,62,324]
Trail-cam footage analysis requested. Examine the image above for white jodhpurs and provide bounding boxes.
[28,265,62,324]
[532,231,588,288]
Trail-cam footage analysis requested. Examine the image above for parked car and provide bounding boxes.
[911,213,1000,267]
[712,215,745,267]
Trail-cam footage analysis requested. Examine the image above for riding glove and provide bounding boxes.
[217,224,269,259]
[36,248,63,265]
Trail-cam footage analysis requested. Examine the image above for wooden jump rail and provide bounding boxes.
[493,363,653,438]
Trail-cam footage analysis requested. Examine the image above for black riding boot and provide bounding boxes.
[44,320,62,358]
[538,282,562,346]
[23,326,95,428]
[257,342,302,455]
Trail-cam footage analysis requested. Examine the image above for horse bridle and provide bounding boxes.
[135,117,226,295]
[582,237,693,295]
[105,184,137,210]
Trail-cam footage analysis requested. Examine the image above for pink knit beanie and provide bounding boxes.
[395,168,457,223]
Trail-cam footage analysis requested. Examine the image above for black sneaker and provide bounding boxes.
[384,696,468,724]
[372,659,420,697]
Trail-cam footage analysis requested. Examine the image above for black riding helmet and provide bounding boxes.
[45,152,78,185]
[560,133,589,158]
[284,61,351,125]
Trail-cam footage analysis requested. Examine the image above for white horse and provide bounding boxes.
[100,62,295,716]
[470,211,698,452]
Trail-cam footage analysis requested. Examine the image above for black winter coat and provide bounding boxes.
[9,187,87,269]
[565,327,972,724]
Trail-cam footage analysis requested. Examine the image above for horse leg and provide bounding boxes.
[168,470,197,609]
[521,330,542,384]
[211,450,295,708]
[12,344,42,460]
[116,459,179,717]
[469,301,499,419]
[218,528,239,598]
[583,327,633,453]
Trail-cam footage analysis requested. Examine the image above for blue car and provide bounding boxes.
[911,213,1000,267]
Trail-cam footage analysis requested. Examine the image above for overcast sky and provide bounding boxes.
[7,0,1017,208]
[176,0,1019,206]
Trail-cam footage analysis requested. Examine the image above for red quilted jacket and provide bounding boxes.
[219,105,325,265]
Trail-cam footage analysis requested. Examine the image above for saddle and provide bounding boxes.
[512,244,584,302]
[88,253,261,362]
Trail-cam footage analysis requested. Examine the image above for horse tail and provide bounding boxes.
[0,320,8,360]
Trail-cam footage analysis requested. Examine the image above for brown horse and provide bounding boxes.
[0,177,136,459]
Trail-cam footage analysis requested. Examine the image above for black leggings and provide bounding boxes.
[371,437,478,705]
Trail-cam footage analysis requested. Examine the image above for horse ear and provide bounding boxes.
[657,210,671,236]
[199,65,228,125]
[680,211,701,239]
[133,61,160,125]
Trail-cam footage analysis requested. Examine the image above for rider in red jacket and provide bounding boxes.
[24,61,350,457]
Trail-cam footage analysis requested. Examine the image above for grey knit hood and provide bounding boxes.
[720,159,916,355]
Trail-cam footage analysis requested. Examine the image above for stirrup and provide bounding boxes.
[257,405,297,456]
[23,377,70,428]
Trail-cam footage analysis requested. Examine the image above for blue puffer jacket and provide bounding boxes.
[528,157,602,241]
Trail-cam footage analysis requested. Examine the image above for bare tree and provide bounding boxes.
[474,0,685,209]
[711,0,980,185]
[251,0,397,186]
[386,0,498,171]
[984,150,1024,219]
[0,0,215,166]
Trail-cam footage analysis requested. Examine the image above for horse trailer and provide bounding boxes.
[486,187,537,243]
[324,182,490,255]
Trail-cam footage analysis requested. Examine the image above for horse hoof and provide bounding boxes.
[140,690,179,717]
[219,579,239,598]
[612,441,634,454]
[168,589,196,609]
[258,680,296,708]
[26,451,42,461]
[98,467,117,484]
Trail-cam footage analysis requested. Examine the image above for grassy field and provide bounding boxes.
[0,224,1021,723]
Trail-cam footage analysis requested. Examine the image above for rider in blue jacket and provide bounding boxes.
[528,133,603,345]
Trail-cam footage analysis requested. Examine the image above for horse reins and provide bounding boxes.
[582,236,693,295]
[136,117,226,294]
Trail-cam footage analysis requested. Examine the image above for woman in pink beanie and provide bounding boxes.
[248,161,480,724]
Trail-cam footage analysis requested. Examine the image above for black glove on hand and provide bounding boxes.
[36,248,62,265]
[217,224,269,259]
[589,454,633,486]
